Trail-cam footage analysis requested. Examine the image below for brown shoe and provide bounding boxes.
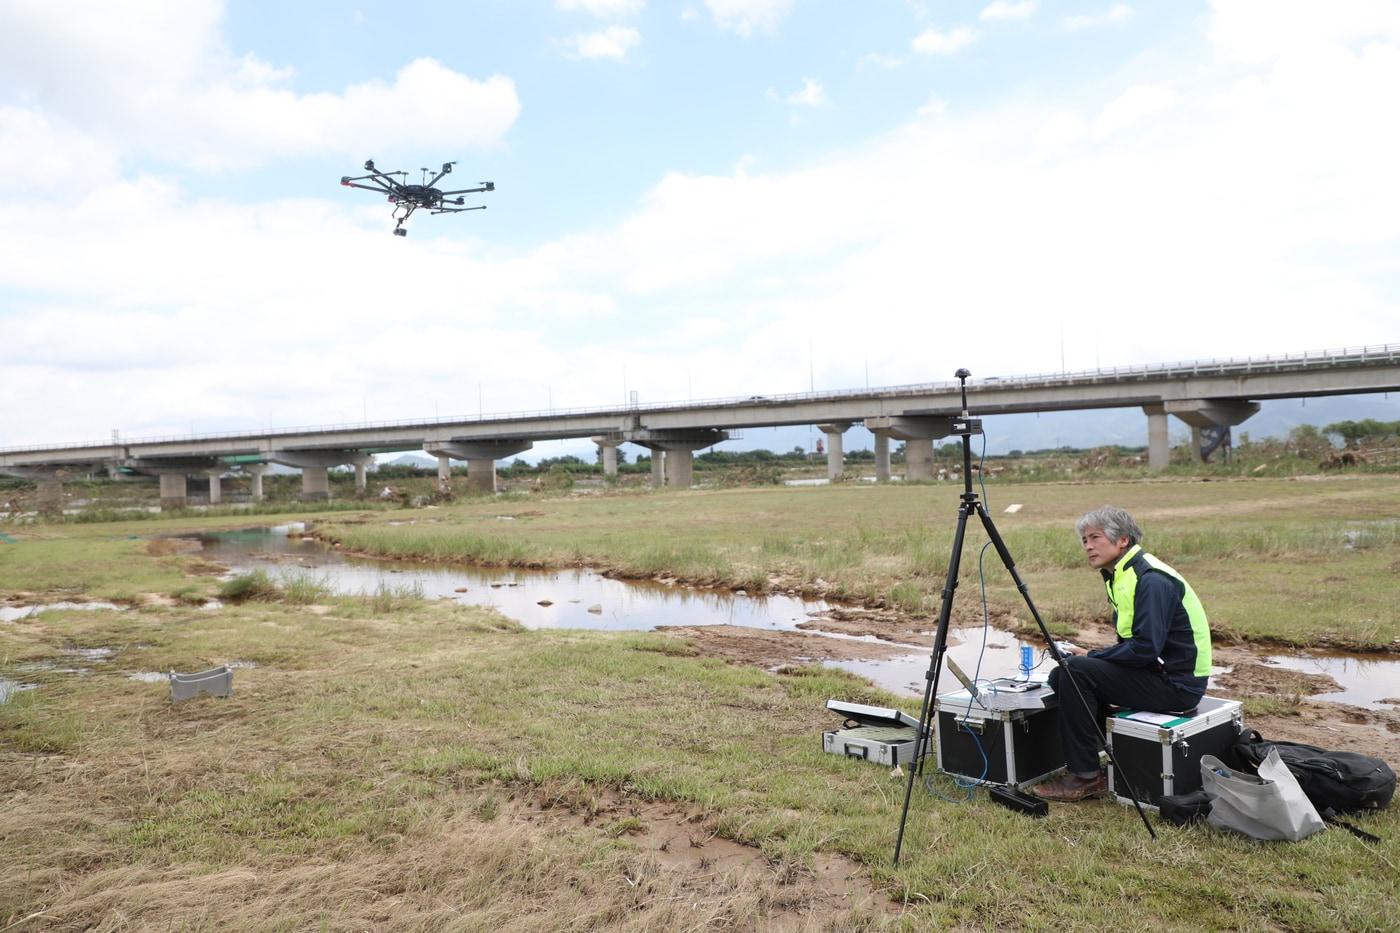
[1032,771,1108,802]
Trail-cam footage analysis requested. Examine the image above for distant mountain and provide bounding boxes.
[381,453,438,468]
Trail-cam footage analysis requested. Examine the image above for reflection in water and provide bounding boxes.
[0,677,37,703]
[1264,654,1400,710]
[829,626,1049,698]
[195,527,830,634]
[185,527,1400,708]
[1,602,126,622]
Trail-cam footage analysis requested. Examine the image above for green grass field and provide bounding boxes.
[315,475,1400,649]
[2,477,1398,929]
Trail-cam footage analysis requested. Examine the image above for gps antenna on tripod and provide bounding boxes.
[890,368,1155,866]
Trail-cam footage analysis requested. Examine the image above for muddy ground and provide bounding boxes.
[662,613,1400,768]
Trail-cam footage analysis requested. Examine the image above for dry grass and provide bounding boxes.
[20,806,892,932]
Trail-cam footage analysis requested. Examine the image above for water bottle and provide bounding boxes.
[1019,643,1033,680]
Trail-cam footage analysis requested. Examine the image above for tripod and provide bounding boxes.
[891,369,1154,866]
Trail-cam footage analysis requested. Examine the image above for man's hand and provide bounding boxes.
[1056,641,1088,657]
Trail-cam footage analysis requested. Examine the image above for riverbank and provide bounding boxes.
[311,475,1400,651]
[3,479,1399,928]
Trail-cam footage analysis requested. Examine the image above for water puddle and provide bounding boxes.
[65,647,114,662]
[192,527,833,635]
[1263,654,1400,710]
[176,525,1398,706]
[1,602,126,622]
[0,676,38,703]
[829,626,1045,698]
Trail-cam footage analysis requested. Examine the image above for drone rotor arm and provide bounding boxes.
[340,179,397,194]
[439,183,494,196]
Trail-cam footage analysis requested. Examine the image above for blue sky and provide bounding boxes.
[1,1,1397,459]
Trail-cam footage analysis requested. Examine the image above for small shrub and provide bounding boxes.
[536,467,575,493]
[171,585,207,606]
[889,581,927,614]
[711,464,783,487]
[278,570,333,605]
[217,570,279,603]
[366,580,425,613]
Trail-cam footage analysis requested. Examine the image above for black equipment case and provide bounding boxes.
[934,681,1065,787]
[1106,696,1244,807]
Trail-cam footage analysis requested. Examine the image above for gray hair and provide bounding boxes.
[1076,506,1143,546]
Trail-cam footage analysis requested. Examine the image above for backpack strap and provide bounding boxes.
[1322,807,1382,843]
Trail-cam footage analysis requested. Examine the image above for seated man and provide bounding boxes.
[1034,506,1213,801]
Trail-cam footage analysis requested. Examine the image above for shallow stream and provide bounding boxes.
[4,525,1397,709]
[192,524,1032,695]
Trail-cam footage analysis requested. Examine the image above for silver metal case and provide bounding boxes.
[823,700,925,767]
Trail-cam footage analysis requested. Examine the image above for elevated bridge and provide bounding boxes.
[3,344,1396,509]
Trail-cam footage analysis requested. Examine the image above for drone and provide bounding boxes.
[340,159,494,236]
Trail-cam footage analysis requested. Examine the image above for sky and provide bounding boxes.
[1,0,1398,459]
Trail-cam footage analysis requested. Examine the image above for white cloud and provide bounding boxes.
[0,107,120,194]
[704,0,796,37]
[1208,0,1400,64]
[981,1,1037,22]
[785,78,825,107]
[912,26,978,55]
[917,95,948,117]
[2,1,1399,446]
[857,52,906,70]
[0,5,520,169]
[1092,83,1177,138]
[1063,4,1132,32]
[556,0,645,16]
[559,26,642,60]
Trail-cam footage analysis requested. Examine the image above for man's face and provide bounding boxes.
[1081,527,1131,570]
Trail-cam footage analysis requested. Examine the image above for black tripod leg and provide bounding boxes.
[972,502,1156,840]
[893,498,973,865]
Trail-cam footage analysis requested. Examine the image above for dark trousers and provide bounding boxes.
[1048,656,1202,774]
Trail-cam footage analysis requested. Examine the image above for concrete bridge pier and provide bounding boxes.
[1145,399,1261,469]
[664,449,696,488]
[36,478,63,514]
[266,450,373,501]
[159,473,189,510]
[355,462,368,496]
[817,423,851,480]
[873,433,891,482]
[122,458,223,510]
[245,464,267,502]
[301,467,330,500]
[865,416,954,481]
[424,439,533,494]
[905,439,935,480]
[591,436,621,478]
[437,456,453,495]
[0,467,66,514]
[625,429,728,489]
[1144,406,1171,470]
[205,470,223,506]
